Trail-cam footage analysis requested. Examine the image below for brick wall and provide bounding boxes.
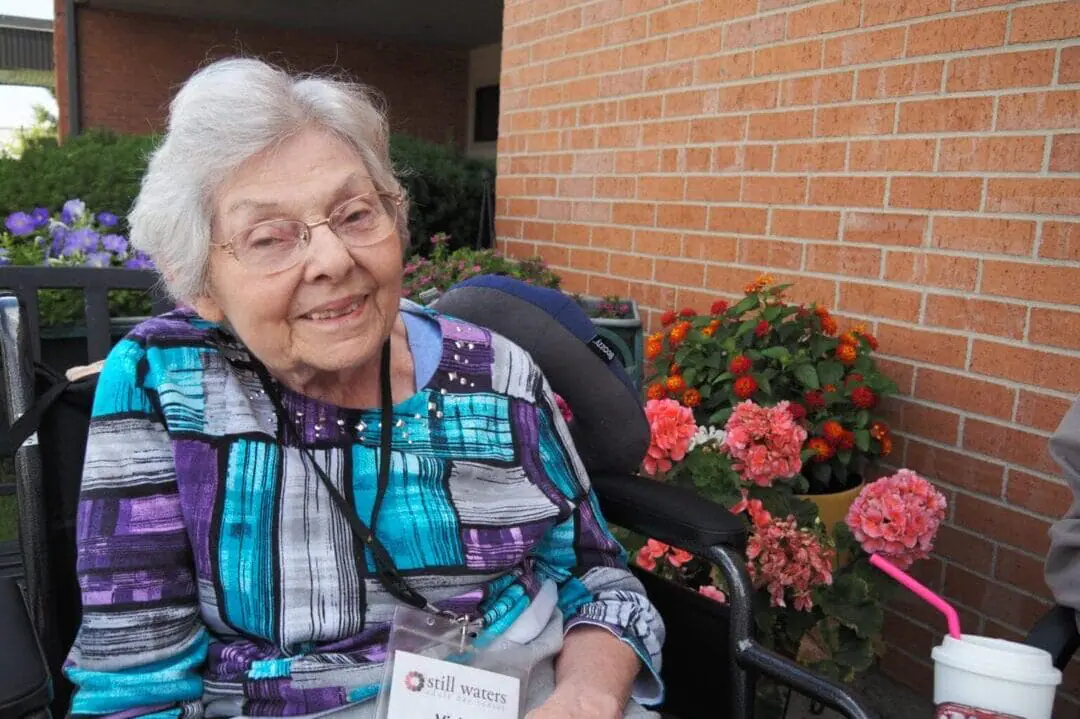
[495,0,1080,710]
[58,5,469,146]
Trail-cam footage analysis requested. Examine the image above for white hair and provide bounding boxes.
[128,57,408,304]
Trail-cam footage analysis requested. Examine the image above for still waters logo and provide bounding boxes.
[401,670,510,707]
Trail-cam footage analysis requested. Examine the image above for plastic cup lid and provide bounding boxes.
[932,635,1062,686]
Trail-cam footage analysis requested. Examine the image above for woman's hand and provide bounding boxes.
[524,683,623,718]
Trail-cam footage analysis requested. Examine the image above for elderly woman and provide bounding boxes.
[63,58,664,718]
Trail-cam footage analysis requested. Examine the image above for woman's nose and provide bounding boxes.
[302,223,355,281]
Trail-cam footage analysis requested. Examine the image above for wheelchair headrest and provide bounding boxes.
[431,274,649,475]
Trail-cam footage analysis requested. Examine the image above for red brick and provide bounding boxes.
[1016,392,1071,435]
[666,27,722,61]
[971,340,1080,394]
[683,234,738,263]
[786,0,861,39]
[876,323,968,368]
[988,179,1080,215]
[981,260,1080,305]
[521,221,554,242]
[878,644,934,698]
[844,212,925,246]
[694,52,754,84]
[934,523,997,575]
[837,282,921,322]
[806,245,882,278]
[899,97,993,133]
[754,40,823,77]
[712,145,772,171]
[1040,223,1080,262]
[1063,46,1080,84]
[907,441,1003,504]
[629,177,676,202]
[946,50,1055,92]
[863,0,949,26]
[924,295,1027,340]
[663,89,714,118]
[938,136,1045,173]
[699,0,757,23]
[850,139,935,172]
[931,217,1035,256]
[1009,1,1080,43]
[1006,471,1073,519]
[592,227,633,251]
[654,258,705,287]
[689,117,745,143]
[809,176,886,207]
[995,545,1053,601]
[708,207,768,234]
[906,12,1008,57]
[642,65,688,92]
[716,81,779,111]
[918,368,1016,421]
[824,28,905,68]
[772,209,840,240]
[614,150,659,174]
[1051,134,1080,173]
[877,358,917,395]
[816,102,895,137]
[633,230,681,257]
[882,398,961,444]
[648,3,700,35]
[944,564,1050,630]
[656,204,708,231]
[882,610,937,659]
[998,90,1080,131]
[595,177,636,200]
[724,14,786,50]
[781,71,854,107]
[618,97,663,123]
[738,238,803,270]
[1031,308,1080,352]
[885,252,979,291]
[608,252,654,281]
[748,110,815,140]
[588,274,632,299]
[612,202,657,227]
[890,177,982,211]
[642,120,690,147]
[741,176,806,205]
[775,142,845,171]
[685,176,740,203]
[856,61,943,99]
[955,0,1012,7]
[952,493,1052,555]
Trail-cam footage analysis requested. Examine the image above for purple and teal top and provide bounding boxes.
[63,299,664,718]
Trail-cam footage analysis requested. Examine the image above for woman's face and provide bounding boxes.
[194,127,404,386]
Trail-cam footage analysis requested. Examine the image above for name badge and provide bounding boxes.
[385,649,521,719]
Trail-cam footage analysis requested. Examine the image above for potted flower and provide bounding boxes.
[402,232,562,304]
[643,275,899,534]
[1,199,157,370]
[636,396,947,716]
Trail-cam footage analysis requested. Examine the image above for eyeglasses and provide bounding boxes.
[219,191,404,274]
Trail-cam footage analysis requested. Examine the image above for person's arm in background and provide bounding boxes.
[1044,396,1080,631]
[523,372,665,716]
[64,337,208,718]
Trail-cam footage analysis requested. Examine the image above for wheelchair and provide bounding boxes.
[0,267,1071,719]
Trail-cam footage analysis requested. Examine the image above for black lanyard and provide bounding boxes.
[254,338,459,622]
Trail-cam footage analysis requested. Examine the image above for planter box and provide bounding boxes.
[573,295,644,391]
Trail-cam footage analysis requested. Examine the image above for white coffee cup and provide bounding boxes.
[931,634,1062,719]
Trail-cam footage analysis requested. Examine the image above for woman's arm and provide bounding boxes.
[64,338,208,718]
[1046,396,1080,629]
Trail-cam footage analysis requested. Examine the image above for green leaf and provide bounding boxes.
[810,334,833,358]
[854,429,870,452]
[794,363,821,389]
[704,351,724,370]
[801,447,818,462]
[763,304,782,322]
[760,346,790,360]
[817,360,844,386]
[854,409,870,429]
[736,319,757,338]
[732,295,758,315]
[711,371,734,385]
[699,383,712,399]
[756,374,772,395]
[683,367,697,386]
[837,449,852,464]
[811,462,832,486]
[674,347,691,365]
[709,408,733,426]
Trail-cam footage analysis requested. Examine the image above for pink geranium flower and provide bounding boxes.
[722,400,808,487]
[698,585,726,603]
[634,539,670,572]
[845,469,947,570]
[642,398,697,477]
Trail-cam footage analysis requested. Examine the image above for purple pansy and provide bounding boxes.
[31,208,50,228]
[84,251,112,268]
[61,199,86,225]
[48,225,69,258]
[60,228,100,257]
[124,251,155,270]
[96,212,118,228]
[101,234,128,255]
[4,212,36,237]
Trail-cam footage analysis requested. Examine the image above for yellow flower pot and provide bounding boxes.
[796,480,865,567]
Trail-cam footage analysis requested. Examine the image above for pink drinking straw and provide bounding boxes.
[870,553,962,640]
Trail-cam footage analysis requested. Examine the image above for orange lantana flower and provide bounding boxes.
[682,388,702,407]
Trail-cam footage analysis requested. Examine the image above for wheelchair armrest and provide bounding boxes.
[1025,604,1080,671]
[0,577,51,716]
[591,473,747,553]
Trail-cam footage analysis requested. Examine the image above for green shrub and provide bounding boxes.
[0,129,496,249]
